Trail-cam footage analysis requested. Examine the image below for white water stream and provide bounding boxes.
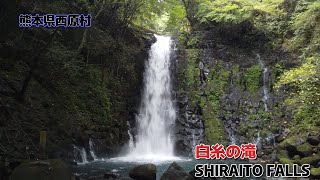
[74,145,88,164]
[112,35,181,163]
[257,54,269,112]
[255,54,270,148]
[89,138,98,161]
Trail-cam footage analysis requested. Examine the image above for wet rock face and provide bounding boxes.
[172,48,204,157]
[174,27,299,160]
[174,103,203,157]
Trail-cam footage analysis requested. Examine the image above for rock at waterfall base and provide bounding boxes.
[10,159,72,180]
[189,169,217,180]
[160,162,191,180]
[129,163,156,180]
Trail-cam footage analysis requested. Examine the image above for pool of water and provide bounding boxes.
[72,157,255,179]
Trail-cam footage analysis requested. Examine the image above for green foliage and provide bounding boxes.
[276,56,320,130]
[165,5,189,34]
[187,34,202,48]
[311,167,320,176]
[195,0,284,24]
[130,0,189,33]
[289,0,320,53]
[185,49,200,88]
[196,0,252,24]
[279,158,294,166]
[183,49,201,106]
[131,0,166,29]
[202,102,227,145]
[207,63,230,103]
[179,48,229,143]
[201,62,230,144]
[246,65,262,92]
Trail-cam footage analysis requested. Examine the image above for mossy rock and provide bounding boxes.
[279,158,294,166]
[202,103,227,145]
[278,137,296,149]
[297,143,313,156]
[292,155,301,164]
[204,117,227,145]
[276,134,286,143]
[299,154,320,166]
[10,159,71,180]
[246,65,262,92]
[276,150,289,159]
[311,167,320,178]
[292,155,300,160]
[129,163,156,180]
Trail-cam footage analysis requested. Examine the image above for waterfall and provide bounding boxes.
[127,121,134,149]
[81,148,88,163]
[89,138,98,161]
[114,35,180,163]
[230,133,237,145]
[74,146,88,163]
[255,54,270,148]
[254,131,262,150]
[191,130,196,154]
[257,54,269,112]
[73,139,97,163]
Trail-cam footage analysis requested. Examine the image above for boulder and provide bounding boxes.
[129,164,156,180]
[307,136,320,146]
[104,172,119,179]
[311,167,320,179]
[88,175,104,180]
[276,150,289,159]
[189,169,217,180]
[279,158,294,166]
[292,155,301,164]
[276,134,286,143]
[299,154,320,167]
[160,162,191,180]
[10,159,72,180]
[278,137,296,149]
[297,143,313,157]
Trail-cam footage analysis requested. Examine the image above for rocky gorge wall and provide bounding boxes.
[173,22,303,161]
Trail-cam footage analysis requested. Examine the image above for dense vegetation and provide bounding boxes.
[162,0,319,175]
[0,0,157,162]
[165,0,320,141]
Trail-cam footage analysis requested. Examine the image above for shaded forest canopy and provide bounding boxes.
[0,0,159,161]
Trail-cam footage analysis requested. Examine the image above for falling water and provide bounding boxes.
[230,133,237,145]
[114,35,180,163]
[255,54,270,148]
[257,54,269,112]
[191,130,196,154]
[89,139,98,161]
[254,131,262,150]
[81,148,88,163]
[127,121,134,149]
[74,146,88,163]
